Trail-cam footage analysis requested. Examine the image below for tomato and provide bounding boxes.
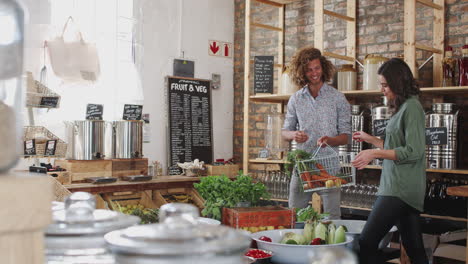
[245,249,272,259]
[310,238,325,245]
[258,236,272,242]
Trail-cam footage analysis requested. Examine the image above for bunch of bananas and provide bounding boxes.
[163,194,193,203]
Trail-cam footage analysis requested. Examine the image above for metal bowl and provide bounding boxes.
[251,229,353,264]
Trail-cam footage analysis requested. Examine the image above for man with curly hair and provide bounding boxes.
[282,46,351,218]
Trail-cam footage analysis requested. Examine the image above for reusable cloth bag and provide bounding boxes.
[47,17,100,82]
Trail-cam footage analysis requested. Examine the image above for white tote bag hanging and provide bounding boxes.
[46,16,100,82]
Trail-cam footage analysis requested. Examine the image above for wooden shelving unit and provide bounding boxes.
[364,165,468,175]
[249,159,287,164]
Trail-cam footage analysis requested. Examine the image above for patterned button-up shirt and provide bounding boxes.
[283,83,351,152]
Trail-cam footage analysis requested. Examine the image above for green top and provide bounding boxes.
[378,96,426,212]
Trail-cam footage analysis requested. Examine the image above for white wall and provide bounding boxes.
[15,0,234,172]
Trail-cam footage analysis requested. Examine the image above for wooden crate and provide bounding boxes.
[153,188,205,209]
[47,171,70,185]
[222,206,295,230]
[112,158,148,178]
[205,164,240,177]
[101,190,157,211]
[54,159,113,183]
[48,176,72,202]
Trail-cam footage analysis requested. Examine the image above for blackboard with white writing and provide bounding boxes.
[40,97,59,108]
[24,139,36,156]
[45,140,57,156]
[425,127,448,145]
[167,76,213,175]
[373,119,389,137]
[123,104,143,120]
[254,56,274,94]
[86,104,103,120]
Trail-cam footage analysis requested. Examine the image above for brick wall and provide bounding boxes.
[233,0,468,169]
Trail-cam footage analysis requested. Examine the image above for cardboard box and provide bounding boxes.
[206,164,239,177]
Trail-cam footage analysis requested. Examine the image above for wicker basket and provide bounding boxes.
[26,72,61,108]
[23,126,67,157]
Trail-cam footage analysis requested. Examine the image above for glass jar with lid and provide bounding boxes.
[337,64,357,91]
[105,203,251,264]
[363,54,388,90]
[0,0,25,173]
[45,192,140,264]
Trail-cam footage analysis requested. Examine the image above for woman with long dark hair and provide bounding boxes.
[352,58,428,264]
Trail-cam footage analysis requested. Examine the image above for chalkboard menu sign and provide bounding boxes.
[24,139,36,156]
[167,76,213,175]
[123,104,143,120]
[40,97,59,108]
[373,119,389,137]
[254,56,274,94]
[425,127,448,145]
[86,104,103,120]
[45,140,57,156]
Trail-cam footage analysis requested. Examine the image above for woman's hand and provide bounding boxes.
[352,149,376,170]
[294,131,309,143]
[352,131,372,143]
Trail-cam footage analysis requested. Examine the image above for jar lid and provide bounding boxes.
[338,64,356,72]
[104,203,251,257]
[364,54,389,64]
[46,192,140,236]
[351,105,360,115]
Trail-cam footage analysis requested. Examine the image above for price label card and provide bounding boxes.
[45,140,57,156]
[40,97,59,108]
[24,139,36,155]
[86,104,104,120]
[373,119,389,137]
[123,104,143,120]
[425,127,448,145]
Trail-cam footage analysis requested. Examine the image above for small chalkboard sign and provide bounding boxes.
[45,140,57,156]
[425,127,448,145]
[24,139,36,156]
[86,104,103,120]
[254,56,274,94]
[123,104,143,120]
[40,97,59,108]
[373,119,389,137]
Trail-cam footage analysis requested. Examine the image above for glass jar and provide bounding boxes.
[105,203,251,264]
[337,64,357,91]
[363,54,388,90]
[0,0,25,173]
[459,45,468,86]
[45,192,140,264]
[442,46,456,87]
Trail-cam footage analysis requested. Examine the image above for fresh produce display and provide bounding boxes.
[240,225,284,233]
[299,161,347,190]
[116,204,159,224]
[245,249,272,259]
[194,174,270,220]
[163,194,193,204]
[274,220,347,245]
[284,149,312,177]
[295,206,328,222]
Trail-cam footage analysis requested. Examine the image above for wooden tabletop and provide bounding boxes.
[64,175,203,193]
[447,185,468,197]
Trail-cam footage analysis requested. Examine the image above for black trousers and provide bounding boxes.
[359,196,428,264]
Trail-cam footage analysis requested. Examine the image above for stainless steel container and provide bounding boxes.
[426,103,459,169]
[371,98,391,165]
[45,192,140,264]
[105,203,251,264]
[350,105,365,154]
[113,120,144,159]
[65,120,107,160]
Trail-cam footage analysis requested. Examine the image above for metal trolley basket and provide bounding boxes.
[295,144,356,192]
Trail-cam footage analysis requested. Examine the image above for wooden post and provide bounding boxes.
[314,0,324,51]
[243,0,252,173]
[346,0,356,68]
[433,0,444,87]
[404,0,416,76]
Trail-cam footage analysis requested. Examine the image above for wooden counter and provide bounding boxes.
[64,175,202,194]
[446,185,468,263]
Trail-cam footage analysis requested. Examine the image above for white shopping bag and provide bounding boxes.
[46,17,100,82]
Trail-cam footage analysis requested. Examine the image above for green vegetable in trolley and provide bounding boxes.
[284,149,312,177]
